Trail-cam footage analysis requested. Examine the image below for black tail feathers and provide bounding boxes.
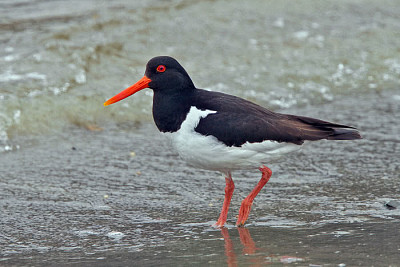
[328,128,362,140]
[293,115,362,141]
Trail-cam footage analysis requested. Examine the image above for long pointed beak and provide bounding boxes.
[104,76,152,106]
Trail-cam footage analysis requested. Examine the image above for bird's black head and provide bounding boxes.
[145,56,195,92]
[104,56,195,106]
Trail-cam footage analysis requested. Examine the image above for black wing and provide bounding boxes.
[192,89,361,147]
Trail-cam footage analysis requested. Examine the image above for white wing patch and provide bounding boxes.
[179,106,216,132]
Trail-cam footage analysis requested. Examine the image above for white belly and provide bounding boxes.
[162,107,301,173]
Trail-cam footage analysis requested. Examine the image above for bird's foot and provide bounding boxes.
[236,197,252,227]
[214,217,227,228]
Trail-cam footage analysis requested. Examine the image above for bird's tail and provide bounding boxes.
[327,128,362,140]
[290,115,362,141]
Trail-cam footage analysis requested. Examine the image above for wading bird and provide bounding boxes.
[104,56,361,227]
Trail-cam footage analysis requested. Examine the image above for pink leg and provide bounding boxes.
[214,172,235,227]
[236,165,272,227]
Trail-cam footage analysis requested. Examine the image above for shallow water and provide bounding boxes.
[1,0,400,266]
[1,92,400,265]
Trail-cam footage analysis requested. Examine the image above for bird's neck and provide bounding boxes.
[152,90,193,133]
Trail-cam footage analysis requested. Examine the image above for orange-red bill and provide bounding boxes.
[104,76,152,106]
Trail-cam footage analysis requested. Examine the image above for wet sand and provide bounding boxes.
[1,90,399,266]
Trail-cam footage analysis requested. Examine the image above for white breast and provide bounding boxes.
[162,106,301,173]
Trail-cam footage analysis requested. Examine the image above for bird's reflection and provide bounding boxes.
[221,228,238,267]
[220,227,304,266]
[221,227,261,267]
[237,227,256,255]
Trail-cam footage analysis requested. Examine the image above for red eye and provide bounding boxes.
[156,65,166,73]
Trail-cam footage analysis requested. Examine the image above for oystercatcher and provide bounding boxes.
[104,56,361,227]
